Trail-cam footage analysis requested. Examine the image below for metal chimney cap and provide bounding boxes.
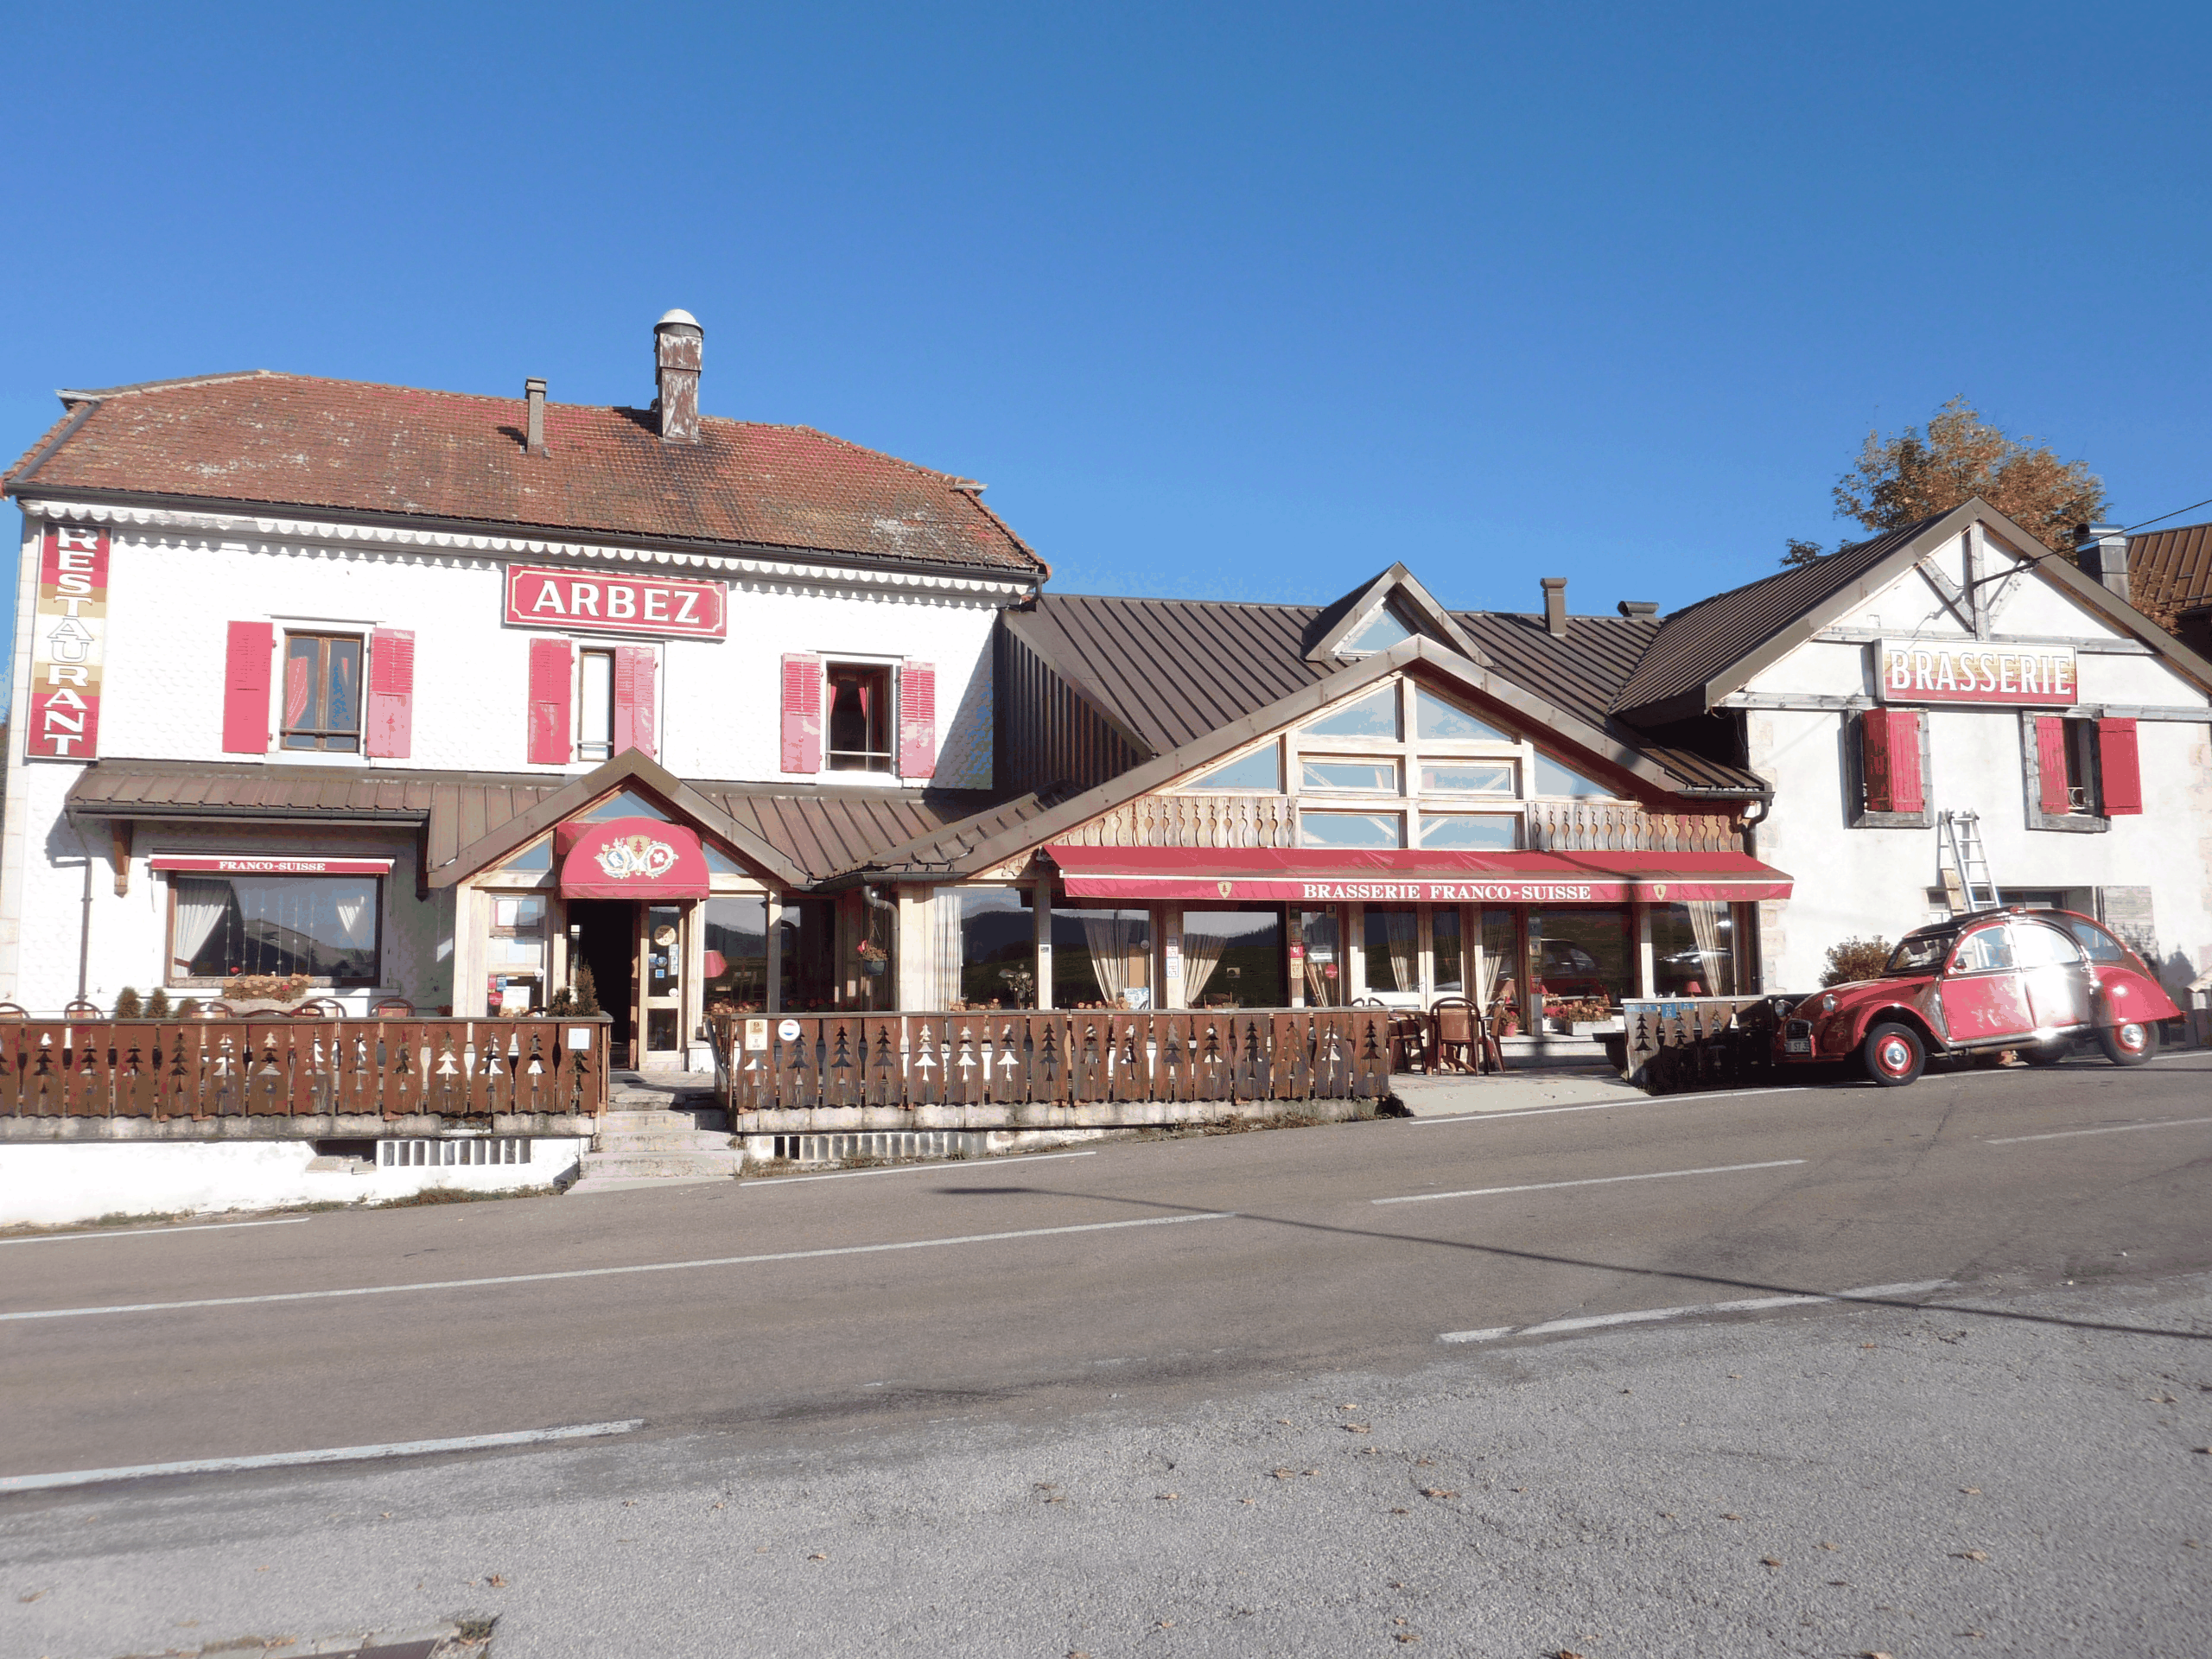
[655,308,702,332]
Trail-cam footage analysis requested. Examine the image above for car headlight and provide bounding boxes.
[1820,995,1838,1014]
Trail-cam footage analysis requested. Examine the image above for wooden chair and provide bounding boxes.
[1430,996,1479,1073]
[289,998,346,1017]
[194,1000,237,1017]
[371,997,416,1016]
[0,1002,26,1020]
[1385,1007,1431,1073]
[63,998,102,1018]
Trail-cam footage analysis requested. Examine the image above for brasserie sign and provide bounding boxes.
[1874,639,2077,706]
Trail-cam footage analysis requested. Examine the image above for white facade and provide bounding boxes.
[1738,519,2212,995]
[0,499,1025,1015]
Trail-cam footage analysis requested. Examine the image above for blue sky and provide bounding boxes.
[4,2,2208,648]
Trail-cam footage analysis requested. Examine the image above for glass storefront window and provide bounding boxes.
[169,874,380,985]
[1299,908,1341,1005]
[488,894,546,1012]
[1433,907,1464,993]
[1529,907,1633,1011]
[939,889,1036,1008]
[1477,909,1518,1029]
[1650,901,1736,997]
[1055,908,1152,1009]
[703,897,769,1011]
[779,897,837,1010]
[1363,907,1421,995]
[1300,810,1402,848]
[1180,909,1283,1007]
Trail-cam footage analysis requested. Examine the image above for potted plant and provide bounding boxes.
[856,938,888,977]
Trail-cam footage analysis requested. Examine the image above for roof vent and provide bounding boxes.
[2072,523,2130,604]
[524,378,548,457]
[654,309,703,444]
[1541,576,1569,638]
[1618,600,1659,618]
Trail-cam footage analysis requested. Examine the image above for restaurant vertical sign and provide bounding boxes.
[26,524,109,760]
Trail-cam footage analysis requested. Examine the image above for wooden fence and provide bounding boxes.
[709,1008,1392,1112]
[0,1017,609,1121]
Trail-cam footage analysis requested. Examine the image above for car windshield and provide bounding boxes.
[1885,932,1952,974]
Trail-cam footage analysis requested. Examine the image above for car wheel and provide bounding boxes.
[2020,1040,2070,1067]
[2096,1020,2159,1067]
[1862,1021,1926,1087]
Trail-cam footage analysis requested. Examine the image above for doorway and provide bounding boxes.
[568,899,637,1067]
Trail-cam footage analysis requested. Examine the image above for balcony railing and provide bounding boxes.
[709,1007,1391,1110]
[0,1015,609,1121]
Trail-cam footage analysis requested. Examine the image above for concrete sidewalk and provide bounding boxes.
[1388,1065,1647,1116]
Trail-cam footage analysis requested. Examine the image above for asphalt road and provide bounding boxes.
[3,1052,2209,1657]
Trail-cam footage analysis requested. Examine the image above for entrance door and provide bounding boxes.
[641,903,686,1063]
[569,899,638,1067]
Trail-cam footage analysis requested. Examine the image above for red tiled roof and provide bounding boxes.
[4,371,1043,575]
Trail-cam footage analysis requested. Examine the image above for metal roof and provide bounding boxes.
[2129,519,2212,620]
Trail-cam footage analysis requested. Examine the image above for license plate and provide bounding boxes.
[1783,1037,1811,1055]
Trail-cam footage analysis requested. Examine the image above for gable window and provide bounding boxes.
[577,648,616,760]
[169,873,380,986]
[1414,687,1512,742]
[1301,758,1397,792]
[1421,812,1520,849]
[1421,760,1516,796]
[1529,753,1614,798]
[1344,604,1416,653]
[1190,744,1283,791]
[281,634,362,752]
[1300,809,1403,848]
[1304,685,1401,740]
[827,664,893,772]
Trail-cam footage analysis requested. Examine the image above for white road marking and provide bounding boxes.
[0,1217,314,1246]
[0,1211,1237,1323]
[1373,1159,1806,1206]
[1439,1279,1955,1344]
[1985,1114,2212,1145]
[751,1150,1096,1186]
[0,1420,645,1494]
[1407,1087,1814,1128]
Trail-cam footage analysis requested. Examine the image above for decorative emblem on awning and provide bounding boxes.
[553,816,709,899]
[595,832,679,883]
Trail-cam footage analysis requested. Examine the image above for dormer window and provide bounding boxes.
[1343,603,1416,653]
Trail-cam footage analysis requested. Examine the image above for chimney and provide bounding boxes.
[653,308,704,443]
[1541,576,1569,638]
[524,378,548,457]
[1617,600,1659,618]
[2074,523,2130,604]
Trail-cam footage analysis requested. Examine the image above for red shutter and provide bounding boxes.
[2035,716,2072,815]
[899,659,937,779]
[221,621,273,753]
[1861,709,1921,813]
[2097,717,2142,814]
[365,628,415,759]
[1886,709,1923,813]
[613,645,656,760]
[527,638,573,765]
[781,652,823,773]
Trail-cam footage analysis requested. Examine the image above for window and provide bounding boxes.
[1364,907,1421,994]
[1344,605,1415,652]
[936,888,1036,1008]
[827,664,893,772]
[169,874,380,985]
[1530,753,1613,798]
[1414,687,1512,742]
[281,634,362,751]
[1529,908,1632,1008]
[1301,758,1397,792]
[1300,908,1342,1004]
[1433,907,1463,993]
[2010,919,2082,969]
[1421,813,1519,850]
[577,649,615,760]
[1191,745,1283,791]
[2062,915,2139,969]
[1055,907,1151,1009]
[1304,685,1400,740]
[1420,760,1516,795]
[1179,910,1284,1007]
[703,897,770,1010]
[2026,715,2113,831]
[1948,926,2015,975]
[1651,901,1736,996]
[488,895,546,1012]
[1300,810,1402,848]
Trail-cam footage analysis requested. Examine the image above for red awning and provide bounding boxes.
[1046,845,1792,904]
[556,817,710,900]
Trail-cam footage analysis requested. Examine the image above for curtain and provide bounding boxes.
[1473,943,1501,1011]
[1083,912,1142,1006]
[1382,909,1419,995]
[1687,900,1728,995]
[172,878,230,973]
[1180,923,1226,1006]
[932,891,965,1007]
[334,887,374,949]
[284,651,312,729]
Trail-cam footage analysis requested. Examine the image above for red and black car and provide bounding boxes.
[1778,908,2179,1087]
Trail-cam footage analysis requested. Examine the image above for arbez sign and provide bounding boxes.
[1875,638,2077,706]
[26,524,109,760]
[503,565,728,640]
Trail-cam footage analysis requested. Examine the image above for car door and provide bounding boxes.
[2012,917,2092,1033]
[1936,919,2034,1042]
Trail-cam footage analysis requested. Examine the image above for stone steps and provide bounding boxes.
[568,1072,741,1193]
